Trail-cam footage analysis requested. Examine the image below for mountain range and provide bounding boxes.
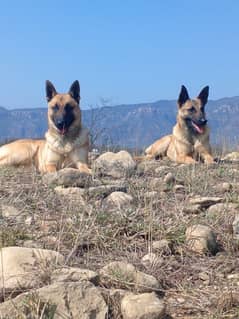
[0,97,239,150]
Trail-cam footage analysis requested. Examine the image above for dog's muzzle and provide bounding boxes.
[55,118,68,135]
[191,118,207,134]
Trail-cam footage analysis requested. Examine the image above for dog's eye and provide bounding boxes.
[189,107,196,112]
[52,105,59,112]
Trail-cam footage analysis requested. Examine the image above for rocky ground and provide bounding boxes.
[1,150,239,318]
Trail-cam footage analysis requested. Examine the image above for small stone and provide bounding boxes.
[233,214,239,240]
[121,292,166,319]
[103,191,133,211]
[100,261,160,293]
[1,205,28,223]
[25,216,33,226]
[88,182,128,199]
[155,166,170,175]
[51,267,99,285]
[189,196,223,208]
[1,205,19,218]
[173,184,185,192]
[207,203,238,215]
[141,253,163,268]
[183,204,202,214]
[227,273,239,280]
[213,182,232,193]
[185,224,218,254]
[163,172,175,184]
[222,152,239,161]
[43,168,92,187]
[152,239,172,254]
[198,272,210,281]
[149,178,163,190]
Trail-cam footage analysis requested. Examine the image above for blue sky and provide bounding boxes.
[0,0,239,109]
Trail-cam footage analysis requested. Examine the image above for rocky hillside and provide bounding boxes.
[1,152,239,318]
[1,96,239,149]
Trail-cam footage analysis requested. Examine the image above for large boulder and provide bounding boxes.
[0,246,64,296]
[0,281,108,319]
[93,151,136,178]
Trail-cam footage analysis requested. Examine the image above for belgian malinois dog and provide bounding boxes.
[0,80,91,173]
[145,85,214,164]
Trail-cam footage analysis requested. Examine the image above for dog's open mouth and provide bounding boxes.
[191,120,204,134]
[59,125,68,135]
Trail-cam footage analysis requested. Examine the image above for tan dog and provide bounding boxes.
[145,85,214,164]
[0,80,91,173]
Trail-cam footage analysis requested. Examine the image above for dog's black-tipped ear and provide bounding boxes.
[178,85,189,107]
[198,86,209,106]
[46,80,57,102]
[69,80,80,103]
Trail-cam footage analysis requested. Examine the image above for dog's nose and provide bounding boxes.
[199,118,207,125]
[56,118,65,129]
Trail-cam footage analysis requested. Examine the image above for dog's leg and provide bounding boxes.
[194,142,214,164]
[175,155,197,164]
[45,164,57,173]
[0,140,40,167]
[145,135,172,159]
[76,162,92,174]
[70,143,92,174]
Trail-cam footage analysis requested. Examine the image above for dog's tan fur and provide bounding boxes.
[0,81,91,173]
[145,85,214,164]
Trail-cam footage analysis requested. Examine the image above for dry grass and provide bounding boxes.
[1,160,239,318]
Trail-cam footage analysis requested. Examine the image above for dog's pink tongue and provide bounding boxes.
[60,126,67,135]
[192,122,204,134]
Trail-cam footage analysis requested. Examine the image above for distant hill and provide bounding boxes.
[0,97,239,149]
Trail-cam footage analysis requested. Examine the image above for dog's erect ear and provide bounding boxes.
[177,85,190,107]
[198,86,209,106]
[46,80,57,102]
[69,80,80,103]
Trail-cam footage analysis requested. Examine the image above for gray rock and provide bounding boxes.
[51,267,99,285]
[185,224,218,254]
[141,253,163,269]
[189,196,223,209]
[0,246,64,297]
[100,261,160,293]
[103,191,133,211]
[121,292,166,319]
[0,281,108,319]
[213,182,232,193]
[152,239,172,254]
[1,205,29,223]
[137,160,163,175]
[54,186,86,203]
[222,152,239,162]
[43,167,93,187]
[207,203,238,215]
[93,151,136,178]
[233,214,239,240]
[163,172,175,184]
[88,182,128,199]
[183,204,202,214]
